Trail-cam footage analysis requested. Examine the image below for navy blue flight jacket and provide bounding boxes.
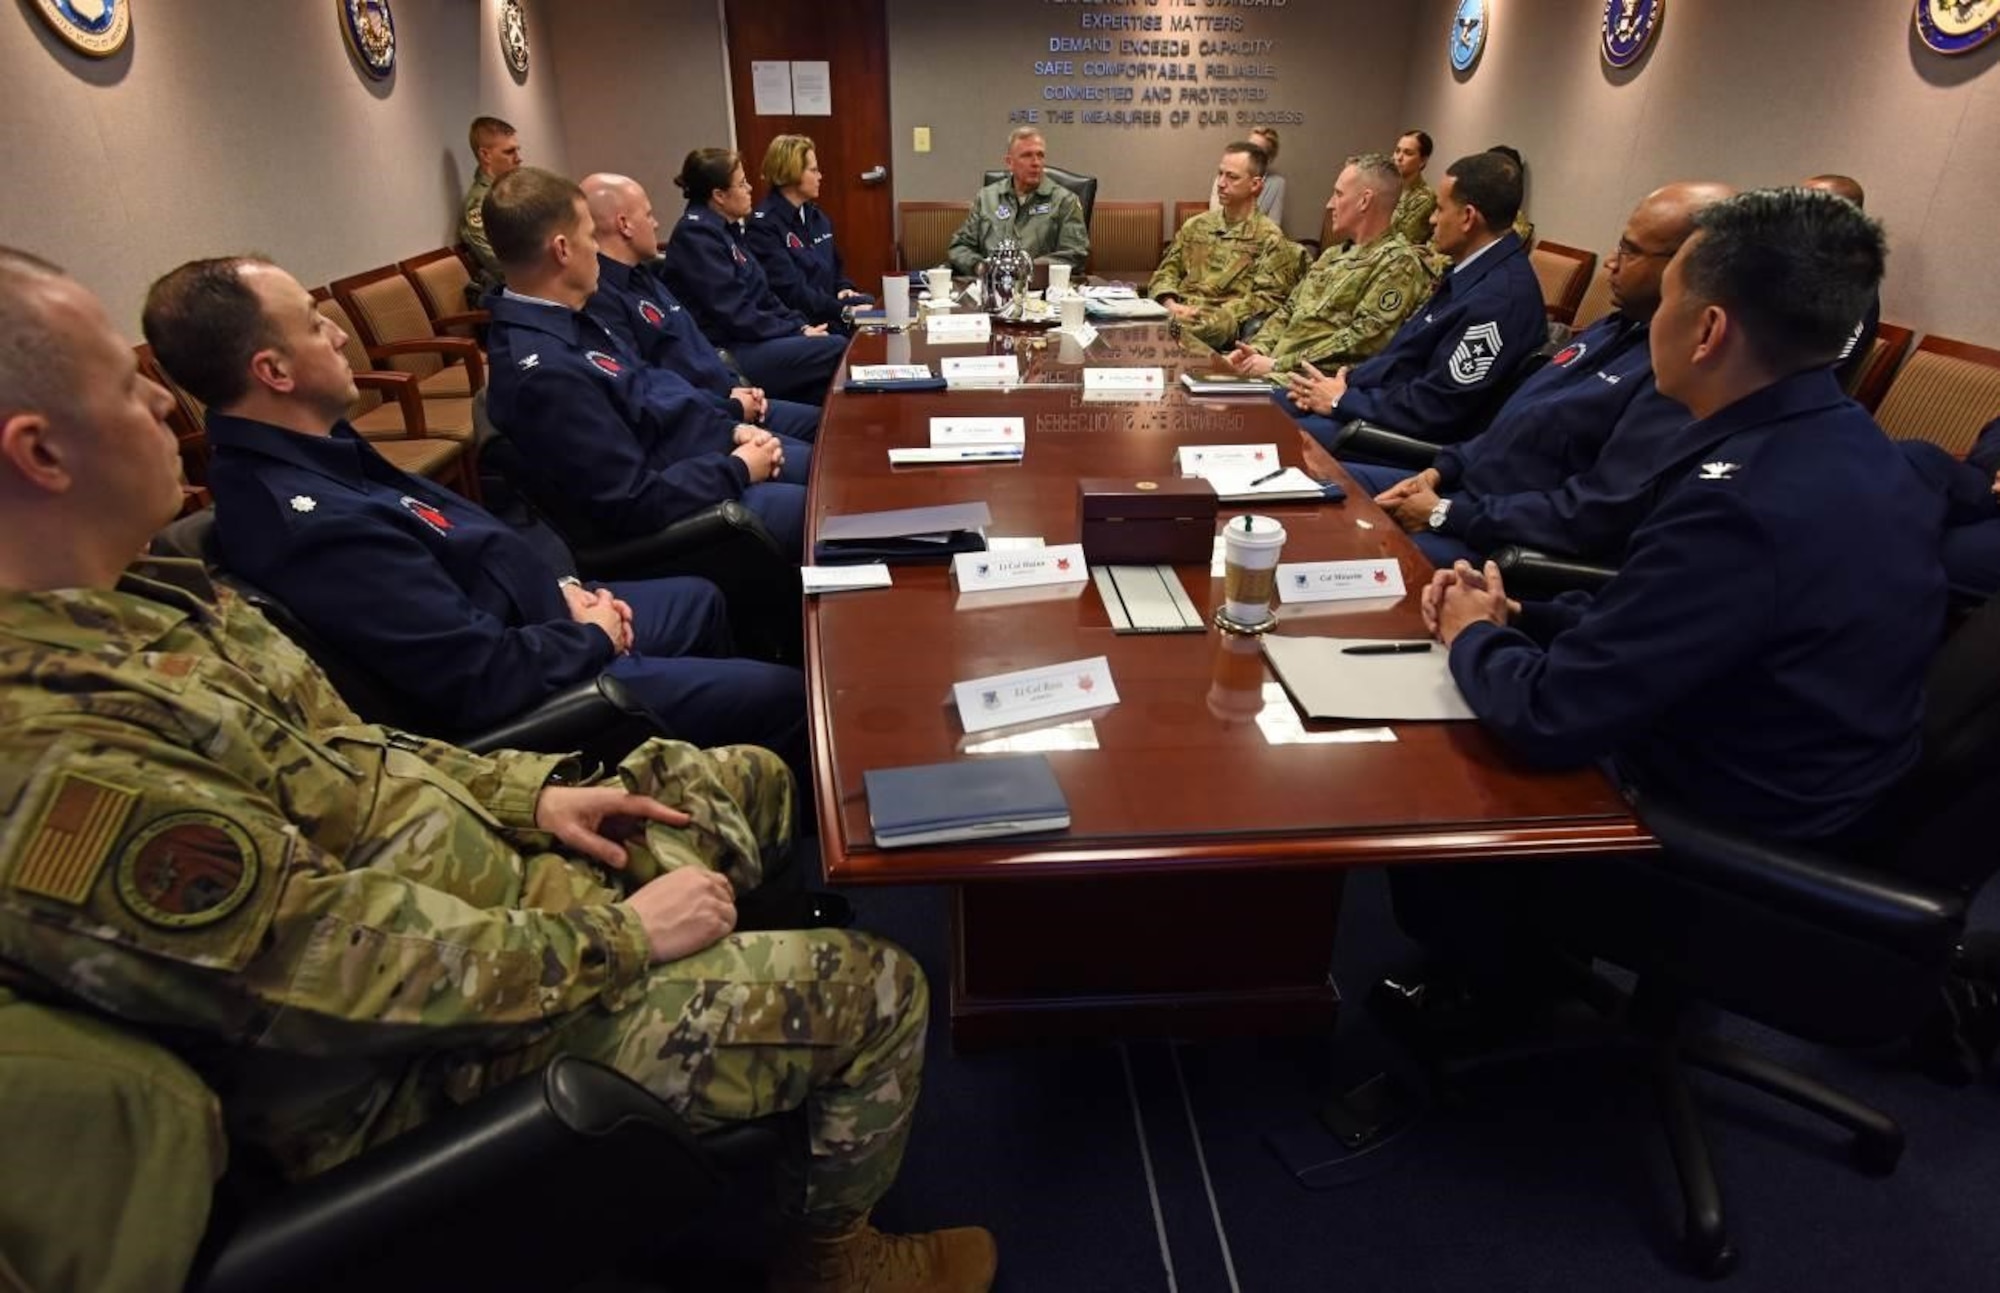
[658,203,809,345]
[744,189,856,326]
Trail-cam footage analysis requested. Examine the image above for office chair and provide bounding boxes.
[980,165,1099,228]
[1387,592,2000,1276]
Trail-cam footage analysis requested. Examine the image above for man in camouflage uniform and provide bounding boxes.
[945,126,1090,276]
[458,115,522,305]
[0,252,994,1293]
[1391,128,1437,247]
[1147,140,1303,350]
[1225,153,1436,378]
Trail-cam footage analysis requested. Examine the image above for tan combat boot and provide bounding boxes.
[768,1217,998,1293]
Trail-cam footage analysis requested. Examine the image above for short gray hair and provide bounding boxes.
[1346,153,1401,203]
[0,248,76,426]
[1007,126,1045,151]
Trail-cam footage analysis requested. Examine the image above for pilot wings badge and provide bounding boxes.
[1448,322,1504,385]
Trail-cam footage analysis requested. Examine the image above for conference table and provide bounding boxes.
[805,318,1654,1049]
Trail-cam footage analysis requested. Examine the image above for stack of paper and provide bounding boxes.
[890,416,1026,466]
[1260,636,1475,722]
[1181,372,1282,397]
[1176,443,1326,502]
[1084,296,1171,321]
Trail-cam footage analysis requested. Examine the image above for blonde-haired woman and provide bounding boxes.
[745,133,870,329]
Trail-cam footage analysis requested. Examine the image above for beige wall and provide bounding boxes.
[0,2,480,330]
[546,0,733,220]
[1398,0,2000,342]
[479,0,570,180]
[886,0,1423,241]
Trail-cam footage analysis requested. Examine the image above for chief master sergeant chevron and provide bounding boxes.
[0,249,996,1292]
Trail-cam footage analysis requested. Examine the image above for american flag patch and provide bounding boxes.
[12,773,137,905]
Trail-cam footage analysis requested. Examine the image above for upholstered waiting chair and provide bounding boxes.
[1845,321,1913,414]
[1870,334,2000,457]
[309,289,479,501]
[980,165,1099,228]
[1172,199,1209,238]
[1527,240,1596,326]
[1568,263,1616,332]
[896,200,970,272]
[1088,201,1165,282]
[330,265,488,401]
[396,247,488,341]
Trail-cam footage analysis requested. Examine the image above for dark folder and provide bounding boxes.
[864,754,1071,849]
[813,501,992,565]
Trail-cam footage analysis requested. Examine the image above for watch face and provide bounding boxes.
[1450,0,1488,73]
[1602,0,1664,69]
[1916,0,2000,54]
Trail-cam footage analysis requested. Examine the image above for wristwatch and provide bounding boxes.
[1427,498,1453,531]
[557,575,583,591]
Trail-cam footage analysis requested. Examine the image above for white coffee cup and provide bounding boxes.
[1221,514,1287,625]
[1060,294,1087,333]
[1047,263,1073,297]
[881,274,911,326]
[925,266,952,300]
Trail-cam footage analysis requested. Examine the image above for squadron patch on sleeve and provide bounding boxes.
[115,813,260,930]
[1379,288,1402,312]
[10,773,138,906]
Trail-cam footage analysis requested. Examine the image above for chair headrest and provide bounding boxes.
[151,509,219,563]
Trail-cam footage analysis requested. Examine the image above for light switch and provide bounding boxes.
[914,126,932,154]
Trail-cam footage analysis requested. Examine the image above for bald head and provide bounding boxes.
[1609,182,1736,321]
[1639,181,1738,245]
[582,172,661,265]
[1803,174,1865,209]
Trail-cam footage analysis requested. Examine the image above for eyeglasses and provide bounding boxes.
[1612,237,1676,262]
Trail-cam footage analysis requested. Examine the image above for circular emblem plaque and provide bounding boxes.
[1449,0,1489,73]
[1916,0,2000,55]
[32,0,130,59]
[499,0,530,76]
[340,0,397,80]
[1602,0,1664,69]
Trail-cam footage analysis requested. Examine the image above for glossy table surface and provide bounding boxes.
[806,322,1652,885]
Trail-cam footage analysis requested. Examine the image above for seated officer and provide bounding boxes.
[1390,129,1437,247]
[1423,189,1943,849]
[1283,151,1547,451]
[582,171,821,445]
[945,127,1090,276]
[143,255,811,797]
[656,148,848,406]
[459,114,523,305]
[745,133,871,330]
[1146,140,1301,351]
[1330,182,1734,567]
[1901,415,2000,608]
[1223,153,1434,378]
[482,167,809,559]
[0,248,995,1293]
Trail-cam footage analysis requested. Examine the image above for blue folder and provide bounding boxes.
[864,754,1071,848]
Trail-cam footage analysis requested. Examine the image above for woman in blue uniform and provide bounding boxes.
[658,147,847,405]
[745,134,871,330]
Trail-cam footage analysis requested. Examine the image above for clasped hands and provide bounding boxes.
[533,787,737,963]
[563,581,635,654]
[731,385,769,423]
[732,423,786,482]
[1421,558,1519,647]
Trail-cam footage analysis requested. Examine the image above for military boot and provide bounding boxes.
[768,1217,998,1293]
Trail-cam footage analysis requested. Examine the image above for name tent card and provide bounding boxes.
[942,355,1020,387]
[1083,366,1166,393]
[1177,443,1281,473]
[925,313,992,343]
[952,543,1088,592]
[1277,558,1407,603]
[801,564,894,593]
[850,364,932,382]
[954,656,1120,734]
[931,416,1025,446]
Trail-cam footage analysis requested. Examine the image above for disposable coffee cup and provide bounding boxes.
[925,266,952,300]
[1047,263,1073,297]
[1060,293,1087,333]
[1221,514,1287,625]
[881,274,911,326]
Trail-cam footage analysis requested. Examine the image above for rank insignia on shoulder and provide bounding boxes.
[518,353,540,369]
[289,495,317,513]
[12,773,138,906]
[1698,462,1739,480]
[116,813,260,930]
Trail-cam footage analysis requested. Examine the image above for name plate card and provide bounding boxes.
[1277,558,1407,603]
[931,416,1025,446]
[954,655,1120,734]
[925,313,992,343]
[942,355,1020,387]
[1176,443,1280,473]
[850,364,932,382]
[801,564,893,593]
[951,543,1088,591]
[1082,366,1166,393]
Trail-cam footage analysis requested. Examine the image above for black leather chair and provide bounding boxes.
[150,512,661,769]
[1408,593,2000,1276]
[1488,544,1620,598]
[185,1056,799,1293]
[473,392,803,665]
[980,165,1099,228]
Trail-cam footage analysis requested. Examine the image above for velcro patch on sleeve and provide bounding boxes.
[12,773,138,905]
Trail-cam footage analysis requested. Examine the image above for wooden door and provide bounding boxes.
[723,0,895,292]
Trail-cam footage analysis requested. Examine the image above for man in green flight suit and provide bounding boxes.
[1147,140,1304,350]
[1225,153,1438,378]
[1391,128,1437,247]
[0,251,995,1293]
[458,114,523,303]
[945,126,1091,276]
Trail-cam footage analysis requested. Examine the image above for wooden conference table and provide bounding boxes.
[805,320,1654,1049]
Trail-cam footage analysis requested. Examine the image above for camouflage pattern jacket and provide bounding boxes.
[1392,177,1437,247]
[1147,208,1303,349]
[1249,230,1439,374]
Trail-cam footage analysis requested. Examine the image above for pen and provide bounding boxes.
[1341,641,1433,656]
[1246,467,1285,487]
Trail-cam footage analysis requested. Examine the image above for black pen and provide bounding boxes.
[1246,466,1286,487]
[1341,641,1433,655]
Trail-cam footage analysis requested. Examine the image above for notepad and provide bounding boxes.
[864,754,1071,848]
[1260,635,1476,722]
